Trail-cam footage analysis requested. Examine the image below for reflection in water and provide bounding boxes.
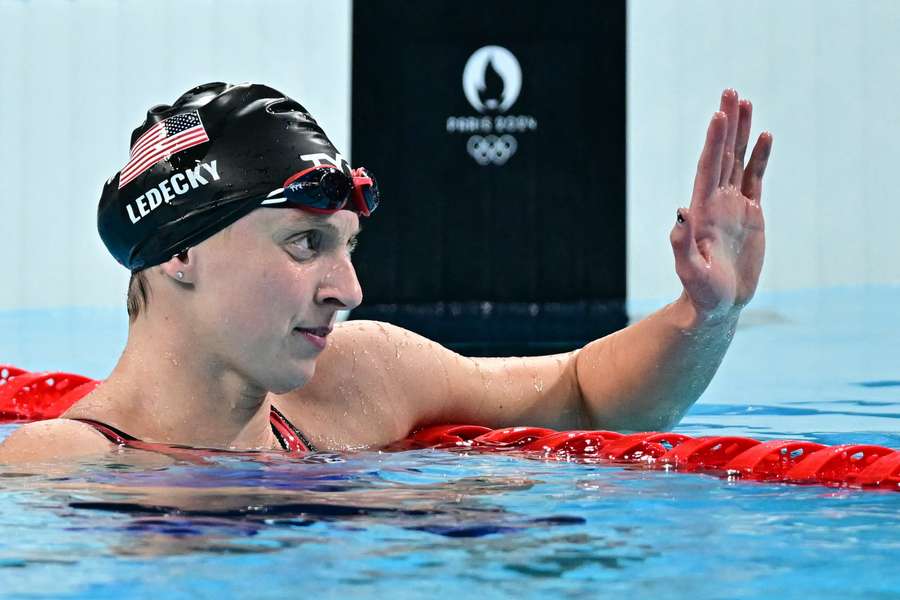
[1,443,898,598]
[2,449,593,558]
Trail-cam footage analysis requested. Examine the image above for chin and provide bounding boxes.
[266,361,316,395]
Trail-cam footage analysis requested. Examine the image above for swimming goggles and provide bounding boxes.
[261,165,379,217]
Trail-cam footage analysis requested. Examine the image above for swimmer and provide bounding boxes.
[0,83,772,461]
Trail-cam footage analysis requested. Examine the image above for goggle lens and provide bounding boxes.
[283,167,351,211]
[275,165,379,216]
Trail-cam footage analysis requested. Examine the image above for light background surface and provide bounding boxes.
[1,0,897,311]
[628,0,900,300]
[0,0,352,310]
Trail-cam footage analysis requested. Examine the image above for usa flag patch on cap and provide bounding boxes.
[118,111,210,189]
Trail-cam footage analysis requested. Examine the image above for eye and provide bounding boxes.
[287,231,320,260]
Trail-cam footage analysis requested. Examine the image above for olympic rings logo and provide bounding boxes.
[466,134,518,166]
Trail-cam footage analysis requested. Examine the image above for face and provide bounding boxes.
[187,208,363,394]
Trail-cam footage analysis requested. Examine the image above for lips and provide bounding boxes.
[293,325,332,350]
[295,326,332,337]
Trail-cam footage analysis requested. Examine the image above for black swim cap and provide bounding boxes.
[98,82,350,271]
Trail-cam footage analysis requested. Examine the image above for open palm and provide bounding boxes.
[670,89,773,318]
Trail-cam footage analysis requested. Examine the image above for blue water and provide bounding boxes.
[1,286,898,599]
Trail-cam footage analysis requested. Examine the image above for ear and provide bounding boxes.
[158,249,196,284]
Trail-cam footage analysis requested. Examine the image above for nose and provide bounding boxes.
[315,253,363,311]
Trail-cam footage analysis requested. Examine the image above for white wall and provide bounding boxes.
[0,0,352,310]
[628,0,900,300]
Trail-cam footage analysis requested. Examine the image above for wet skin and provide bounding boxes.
[0,89,773,461]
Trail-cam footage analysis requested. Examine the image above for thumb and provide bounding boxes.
[669,208,705,284]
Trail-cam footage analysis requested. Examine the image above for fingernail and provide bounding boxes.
[676,210,685,224]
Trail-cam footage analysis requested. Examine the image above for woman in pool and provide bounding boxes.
[0,82,772,461]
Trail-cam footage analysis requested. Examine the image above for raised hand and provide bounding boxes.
[670,89,774,319]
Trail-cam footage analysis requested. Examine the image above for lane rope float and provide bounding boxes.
[2,365,897,491]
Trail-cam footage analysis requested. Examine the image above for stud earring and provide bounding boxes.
[176,271,184,280]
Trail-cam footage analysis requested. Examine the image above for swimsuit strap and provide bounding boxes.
[70,418,208,464]
[269,405,317,453]
[71,418,137,446]
[70,405,316,455]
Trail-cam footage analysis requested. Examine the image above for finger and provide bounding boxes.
[718,89,740,186]
[729,99,753,188]
[670,207,706,283]
[691,112,728,206]
[741,132,774,204]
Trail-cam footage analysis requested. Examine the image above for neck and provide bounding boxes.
[98,315,277,450]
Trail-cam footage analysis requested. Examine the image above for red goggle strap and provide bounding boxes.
[351,168,375,217]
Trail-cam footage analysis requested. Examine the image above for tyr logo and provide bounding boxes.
[299,152,351,175]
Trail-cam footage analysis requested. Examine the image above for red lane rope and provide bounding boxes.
[0,367,96,422]
[2,365,898,491]
[401,424,900,491]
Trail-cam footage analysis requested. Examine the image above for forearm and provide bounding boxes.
[573,292,739,432]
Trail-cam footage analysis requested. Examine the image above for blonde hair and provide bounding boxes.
[126,270,151,322]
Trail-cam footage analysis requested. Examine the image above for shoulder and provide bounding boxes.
[321,320,448,372]
[274,320,463,447]
[301,320,428,398]
[329,319,415,345]
[0,418,115,464]
[322,320,462,385]
[328,320,458,362]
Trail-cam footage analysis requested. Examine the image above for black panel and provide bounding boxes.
[351,1,626,355]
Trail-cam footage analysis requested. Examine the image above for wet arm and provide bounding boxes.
[572,292,738,431]
[430,294,740,433]
[572,89,771,432]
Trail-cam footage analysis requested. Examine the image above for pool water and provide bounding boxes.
[1,286,898,599]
